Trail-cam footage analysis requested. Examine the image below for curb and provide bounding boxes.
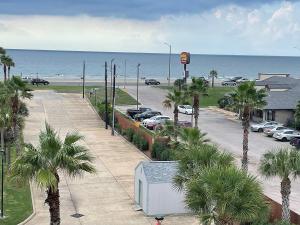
[17,182,36,225]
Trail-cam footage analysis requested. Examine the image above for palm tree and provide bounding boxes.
[0,47,5,55]
[209,70,218,88]
[6,76,32,155]
[189,77,207,129]
[11,123,96,225]
[163,88,185,126]
[174,144,234,190]
[230,81,267,172]
[178,127,209,149]
[294,100,300,129]
[6,56,15,80]
[186,166,268,225]
[1,55,9,81]
[259,148,300,222]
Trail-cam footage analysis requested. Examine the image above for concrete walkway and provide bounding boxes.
[23,90,198,225]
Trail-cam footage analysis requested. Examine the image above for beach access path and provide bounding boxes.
[123,85,300,215]
[23,90,197,225]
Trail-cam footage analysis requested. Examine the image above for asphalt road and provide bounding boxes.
[124,85,300,214]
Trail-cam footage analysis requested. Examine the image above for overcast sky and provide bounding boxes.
[1,0,300,55]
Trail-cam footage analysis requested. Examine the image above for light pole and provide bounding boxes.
[112,64,116,136]
[137,63,141,110]
[164,42,172,86]
[81,61,86,99]
[104,62,109,129]
[124,60,127,89]
[0,128,5,218]
[110,58,115,103]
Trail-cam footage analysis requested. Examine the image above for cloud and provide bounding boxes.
[1,1,300,55]
[0,0,297,20]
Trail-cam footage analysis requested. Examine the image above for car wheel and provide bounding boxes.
[185,111,188,114]
[258,128,263,133]
[282,137,288,142]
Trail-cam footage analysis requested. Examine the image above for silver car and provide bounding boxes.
[273,130,300,141]
[263,125,287,137]
[250,121,279,132]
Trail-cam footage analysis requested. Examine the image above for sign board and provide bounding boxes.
[180,52,190,64]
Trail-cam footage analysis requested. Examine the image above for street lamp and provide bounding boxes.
[110,58,115,103]
[164,42,172,86]
[137,63,141,110]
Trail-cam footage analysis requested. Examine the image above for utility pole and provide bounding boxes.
[105,62,108,129]
[0,129,5,218]
[164,42,172,86]
[82,61,86,99]
[136,63,141,110]
[111,64,116,136]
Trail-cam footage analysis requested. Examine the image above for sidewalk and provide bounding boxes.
[23,90,197,225]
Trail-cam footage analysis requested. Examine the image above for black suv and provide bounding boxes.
[145,79,160,85]
[31,78,50,85]
[134,111,162,121]
[126,107,152,118]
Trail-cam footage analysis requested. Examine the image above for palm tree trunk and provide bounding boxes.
[3,66,6,81]
[0,128,4,154]
[241,107,250,172]
[46,174,60,225]
[193,95,199,129]
[281,177,291,222]
[174,105,179,141]
[212,76,214,88]
[15,125,21,155]
[8,66,10,80]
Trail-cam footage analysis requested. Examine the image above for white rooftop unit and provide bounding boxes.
[134,161,189,216]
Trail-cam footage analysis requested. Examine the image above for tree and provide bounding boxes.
[209,70,218,88]
[0,47,5,55]
[1,55,9,81]
[11,123,96,225]
[186,166,268,225]
[6,56,15,80]
[162,89,185,126]
[189,77,207,129]
[178,127,209,149]
[174,144,234,190]
[259,148,300,222]
[294,100,300,129]
[230,81,267,171]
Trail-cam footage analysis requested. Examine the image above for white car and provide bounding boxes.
[142,115,171,129]
[273,130,300,141]
[263,125,287,137]
[178,105,193,115]
[250,121,279,132]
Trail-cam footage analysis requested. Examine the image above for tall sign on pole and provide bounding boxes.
[180,52,190,84]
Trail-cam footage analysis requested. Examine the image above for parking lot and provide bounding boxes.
[123,85,300,214]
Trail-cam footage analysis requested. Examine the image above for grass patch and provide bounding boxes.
[158,86,233,107]
[0,150,32,225]
[29,85,137,105]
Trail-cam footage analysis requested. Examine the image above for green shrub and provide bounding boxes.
[152,141,172,161]
[218,95,232,109]
[139,138,148,151]
[132,134,140,146]
[125,128,135,142]
[96,102,112,124]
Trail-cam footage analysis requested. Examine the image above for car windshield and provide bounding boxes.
[184,105,192,109]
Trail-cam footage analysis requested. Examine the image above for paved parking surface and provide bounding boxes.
[124,85,300,215]
[23,90,198,225]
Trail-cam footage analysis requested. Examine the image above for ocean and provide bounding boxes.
[6,49,300,81]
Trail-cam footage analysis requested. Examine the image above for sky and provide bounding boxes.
[1,0,300,55]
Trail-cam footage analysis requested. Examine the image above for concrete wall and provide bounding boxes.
[147,183,189,216]
[134,163,149,213]
[275,110,294,125]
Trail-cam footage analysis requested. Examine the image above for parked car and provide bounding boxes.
[134,110,161,121]
[142,115,171,129]
[199,77,209,86]
[178,121,192,128]
[236,78,249,84]
[263,125,287,137]
[221,76,242,86]
[145,79,160,85]
[290,138,300,149]
[31,78,50,85]
[22,77,32,83]
[273,130,300,141]
[126,107,151,118]
[178,105,193,115]
[250,121,279,132]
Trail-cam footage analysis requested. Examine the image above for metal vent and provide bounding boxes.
[71,213,84,218]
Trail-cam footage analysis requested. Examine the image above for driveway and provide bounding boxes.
[23,90,197,225]
[124,85,300,215]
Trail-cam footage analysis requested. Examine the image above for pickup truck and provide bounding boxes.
[126,107,152,118]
